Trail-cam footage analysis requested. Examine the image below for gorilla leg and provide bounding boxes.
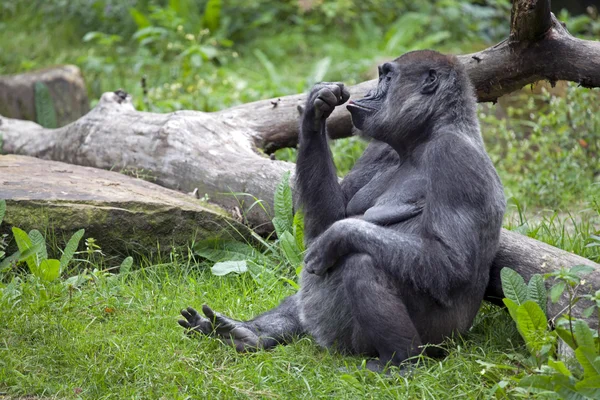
[342,254,422,370]
[179,295,304,352]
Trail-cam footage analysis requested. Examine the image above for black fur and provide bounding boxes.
[179,50,506,371]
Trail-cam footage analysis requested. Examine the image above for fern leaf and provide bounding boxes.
[34,82,57,129]
[280,231,302,267]
[59,229,85,271]
[293,210,305,253]
[273,171,293,236]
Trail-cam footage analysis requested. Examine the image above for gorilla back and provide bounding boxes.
[179,50,505,372]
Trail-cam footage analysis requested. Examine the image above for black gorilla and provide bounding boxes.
[179,50,506,371]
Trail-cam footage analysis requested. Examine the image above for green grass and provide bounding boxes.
[1,201,598,398]
[1,253,524,399]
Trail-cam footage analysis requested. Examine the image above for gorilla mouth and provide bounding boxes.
[346,101,378,113]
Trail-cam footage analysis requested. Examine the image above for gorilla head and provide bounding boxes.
[347,50,476,150]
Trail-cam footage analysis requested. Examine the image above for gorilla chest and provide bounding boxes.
[345,166,426,217]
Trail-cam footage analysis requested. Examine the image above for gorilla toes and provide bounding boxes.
[178,306,212,335]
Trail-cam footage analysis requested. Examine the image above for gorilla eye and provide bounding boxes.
[386,75,392,82]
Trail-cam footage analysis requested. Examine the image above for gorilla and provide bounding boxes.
[179,50,506,372]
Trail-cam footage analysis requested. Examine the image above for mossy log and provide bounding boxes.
[0,155,251,256]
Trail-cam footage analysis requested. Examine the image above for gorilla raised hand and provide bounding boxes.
[179,50,505,372]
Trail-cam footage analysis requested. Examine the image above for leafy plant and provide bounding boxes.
[34,81,57,128]
[193,171,304,287]
[0,220,85,282]
[481,83,600,208]
[500,266,600,399]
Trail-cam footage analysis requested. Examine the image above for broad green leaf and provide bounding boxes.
[527,274,547,315]
[38,259,60,281]
[12,227,37,273]
[292,210,305,253]
[574,320,596,349]
[556,327,577,350]
[501,268,528,305]
[502,297,519,322]
[280,231,302,267]
[17,244,42,263]
[0,199,5,226]
[60,228,84,271]
[570,265,596,276]
[575,375,600,399]
[273,171,293,237]
[575,346,600,378]
[119,256,133,274]
[516,301,548,348]
[555,383,592,400]
[169,0,192,17]
[518,374,555,392]
[28,229,48,266]
[211,260,247,276]
[202,0,221,32]
[548,359,572,377]
[550,281,567,303]
[34,82,57,129]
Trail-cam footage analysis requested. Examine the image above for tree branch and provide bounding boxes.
[224,3,600,152]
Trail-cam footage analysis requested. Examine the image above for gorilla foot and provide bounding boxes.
[178,304,260,352]
[178,306,212,335]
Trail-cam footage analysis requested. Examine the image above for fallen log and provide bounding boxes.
[0,91,294,232]
[0,154,251,256]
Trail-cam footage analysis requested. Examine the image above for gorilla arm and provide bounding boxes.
[296,83,350,243]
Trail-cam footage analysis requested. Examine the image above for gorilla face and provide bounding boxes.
[346,62,395,131]
[347,52,447,147]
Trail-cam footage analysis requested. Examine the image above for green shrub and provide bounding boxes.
[481,84,600,209]
[499,266,600,399]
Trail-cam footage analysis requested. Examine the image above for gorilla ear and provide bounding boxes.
[421,69,439,94]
